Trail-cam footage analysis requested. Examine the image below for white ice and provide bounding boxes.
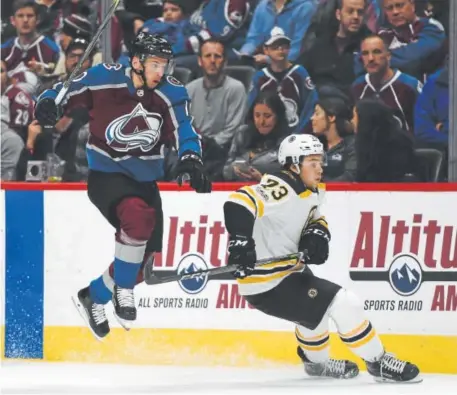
[1,361,456,395]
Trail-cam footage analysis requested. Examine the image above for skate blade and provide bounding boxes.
[71,296,107,342]
[374,375,423,384]
[113,311,133,331]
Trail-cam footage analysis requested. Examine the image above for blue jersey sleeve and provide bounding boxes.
[38,63,127,112]
[159,76,202,157]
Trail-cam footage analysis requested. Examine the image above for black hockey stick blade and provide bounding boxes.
[144,252,304,286]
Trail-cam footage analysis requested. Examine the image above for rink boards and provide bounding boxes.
[1,182,457,373]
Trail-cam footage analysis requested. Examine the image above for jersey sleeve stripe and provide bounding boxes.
[299,190,312,198]
[310,217,328,229]
[228,192,256,217]
[240,186,265,218]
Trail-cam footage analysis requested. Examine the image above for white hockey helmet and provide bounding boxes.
[278,134,325,166]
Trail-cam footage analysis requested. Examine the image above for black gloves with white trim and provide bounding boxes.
[174,151,211,193]
[299,221,331,265]
[227,234,256,279]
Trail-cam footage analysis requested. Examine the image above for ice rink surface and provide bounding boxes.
[2,361,457,395]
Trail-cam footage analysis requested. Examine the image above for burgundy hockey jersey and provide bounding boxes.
[351,70,423,132]
[1,35,60,74]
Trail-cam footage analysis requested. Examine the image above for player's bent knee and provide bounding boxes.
[328,288,364,318]
[116,197,156,242]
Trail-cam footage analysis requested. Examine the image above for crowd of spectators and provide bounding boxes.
[0,0,451,183]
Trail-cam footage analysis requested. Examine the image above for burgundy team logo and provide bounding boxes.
[105,103,162,152]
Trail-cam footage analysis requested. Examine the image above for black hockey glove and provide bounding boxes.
[299,222,330,265]
[227,234,256,279]
[34,97,61,127]
[174,151,212,193]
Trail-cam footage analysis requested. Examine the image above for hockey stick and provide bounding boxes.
[55,0,121,105]
[144,252,305,286]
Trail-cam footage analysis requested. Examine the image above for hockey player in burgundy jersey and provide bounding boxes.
[35,31,211,340]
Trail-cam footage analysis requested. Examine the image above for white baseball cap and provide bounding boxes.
[265,27,291,46]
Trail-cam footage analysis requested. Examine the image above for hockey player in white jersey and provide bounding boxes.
[223,134,421,383]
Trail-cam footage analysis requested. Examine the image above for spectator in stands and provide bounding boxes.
[155,0,250,72]
[223,91,289,181]
[297,0,371,95]
[22,37,93,181]
[142,1,210,60]
[189,0,251,54]
[239,0,317,64]
[414,63,448,150]
[34,0,65,39]
[53,14,101,78]
[378,0,446,81]
[1,0,60,75]
[1,89,24,181]
[248,28,317,133]
[41,35,95,91]
[187,39,247,180]
[353,97,421,182]
[0,60,34,142]
[311,95,356,181]
[352,34,422,133]
[59,13,93,51]
[301,0,380,53]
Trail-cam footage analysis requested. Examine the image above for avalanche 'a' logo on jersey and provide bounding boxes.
[105,103,162,153]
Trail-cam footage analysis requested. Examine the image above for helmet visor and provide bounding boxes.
[142,57,175,75]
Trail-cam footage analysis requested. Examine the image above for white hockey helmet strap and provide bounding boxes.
[278,134,325,166]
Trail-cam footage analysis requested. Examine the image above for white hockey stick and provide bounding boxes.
[55,0,121,105]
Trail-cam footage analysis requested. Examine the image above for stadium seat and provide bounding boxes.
[173,67,193,85]
[415,148,444,182]
[225,65,256,92]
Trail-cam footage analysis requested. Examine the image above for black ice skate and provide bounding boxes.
[366,352,422,383]
[72,287,110,341]
[112,285,137,329]
[297,346,359,379]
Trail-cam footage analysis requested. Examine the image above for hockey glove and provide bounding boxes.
[174,151,212,193]
[299,222,330,265]
[227,234,256,279]
[34,97,61,127]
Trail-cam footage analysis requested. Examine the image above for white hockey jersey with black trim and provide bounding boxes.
[227,172,327,296]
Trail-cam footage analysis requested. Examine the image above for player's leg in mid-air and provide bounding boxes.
[72,171,163,340]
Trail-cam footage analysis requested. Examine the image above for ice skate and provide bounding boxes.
[297,346,359,379]
[72,287,110,341]
[112,285,136,330]
[366,352,422,383]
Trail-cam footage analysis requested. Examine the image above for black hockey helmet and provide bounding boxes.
[130,31,175,83]
[130,31,174,62]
